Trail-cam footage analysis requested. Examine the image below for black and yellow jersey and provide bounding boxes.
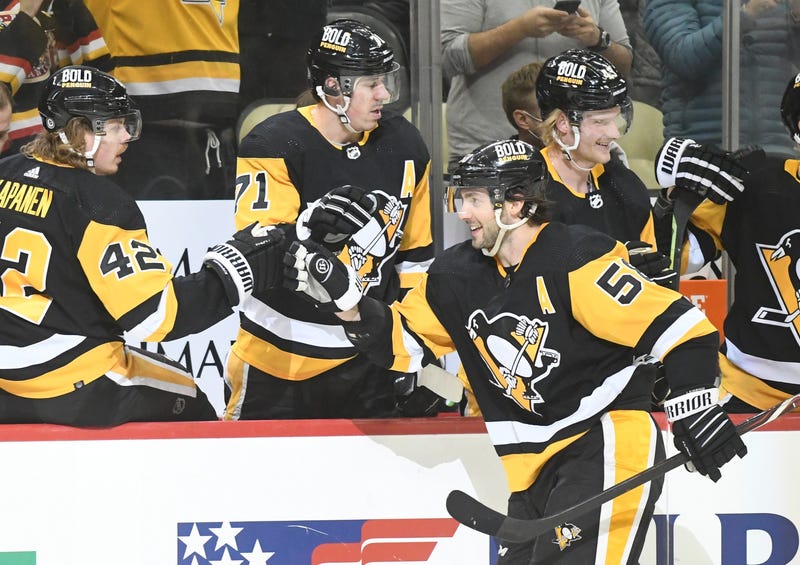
[83,0,238,125]
[360,222,717,491]
[0,2,110,152]
[232,106,433,381]
[540,145,656,248]
[0,153,232,398]
[689,155,800,408]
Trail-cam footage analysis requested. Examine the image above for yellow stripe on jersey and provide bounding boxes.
[398,160,433,252]
[130,285,180,342]
[76,222,174,321]
[689,199,727,254]
[569,242,717,353]
[113,61,240,95]
[501,431,586,492]
[719,353,799,411]
[600,410,658,564]
[234,156,300,229]
[0,341,121,398]
[231,328,355,381]
[393,275,456,370]
[223,349,248,420]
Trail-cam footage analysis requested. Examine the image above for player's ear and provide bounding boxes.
[322,77,342,97]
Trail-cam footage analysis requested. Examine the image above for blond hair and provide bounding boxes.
[21,118,92,170]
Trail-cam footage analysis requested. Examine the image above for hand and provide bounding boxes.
[558,8,601,46]
[665,388,747,482]
[517,6,572,38]
[654,138,748,205]
[296,185,377,251]
[283,239,363,312]
[625,241,678,288]
[19,0,46,17]
[203,223,286,306]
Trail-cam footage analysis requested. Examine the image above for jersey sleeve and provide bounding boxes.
[0,12,47,93]
[567,238,720,390]
[233,132,301,230]
[75,220,229,342]
[395,159,434,291]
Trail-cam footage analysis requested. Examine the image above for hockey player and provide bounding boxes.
[284,140,747,564]
[0,66,285,426]
[535,49,676,287]
[652,73,800,413]
[224,19,434,420]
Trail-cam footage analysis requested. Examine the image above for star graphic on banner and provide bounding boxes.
[209,521,244,550]
[239,540,275,565]
[189,558,201,565]
[179,523,211,559]
[209,547,243,565]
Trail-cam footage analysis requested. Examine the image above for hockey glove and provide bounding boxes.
[625,241,678,288]
[283,239,363,312]
[665,388,747,482]
[203,223,285,307]
[296,184,378,251]
[654,137,747,204]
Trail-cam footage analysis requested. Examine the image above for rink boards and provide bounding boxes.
[0,414,797,565]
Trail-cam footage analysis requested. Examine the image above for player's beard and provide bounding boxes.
[471,218,500,251]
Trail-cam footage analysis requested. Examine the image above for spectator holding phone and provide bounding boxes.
[442,0,632,168]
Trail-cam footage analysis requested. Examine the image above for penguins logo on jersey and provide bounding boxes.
[553,523,582,551]
[467,310,561,414]
[182,0,227,24]
[340,190,408,292]
[753,229,800,343]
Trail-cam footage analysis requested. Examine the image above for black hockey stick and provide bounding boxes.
[447,393,800,543]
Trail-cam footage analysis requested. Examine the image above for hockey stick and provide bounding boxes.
[753,307,800,326]
[447,393,800,543]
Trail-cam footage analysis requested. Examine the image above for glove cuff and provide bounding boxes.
[334,264,364,311]
[203,243,253,306]
[664,387,718,422]
[295,202,319,241]
[655,137,694,189]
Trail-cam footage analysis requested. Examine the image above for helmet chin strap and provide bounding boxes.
[316,86,361,135]
[482,205,537,257]
[59,130,102,169]
[553,125,594,172]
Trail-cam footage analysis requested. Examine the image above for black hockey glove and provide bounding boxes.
[665,388,747,482]
[625,241,678,288]
[296,184,378,251]
[283,239,363,312]
[203,223,285,306]
[655,137,747,204]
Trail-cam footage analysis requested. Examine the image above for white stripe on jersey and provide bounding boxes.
[725,339,800,385]
[650,307,708,360]
[241,296,353,349]
[485,365,637,447]
[125,287,171,342]
[105,348,196,397]
[125,77,240,96]
[0,334,86,369]
[394,257,434,275]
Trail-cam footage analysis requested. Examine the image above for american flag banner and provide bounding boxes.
[177,518,468,564]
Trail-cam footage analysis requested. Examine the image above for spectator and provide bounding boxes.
[0,82,11,150]
[441,0,632,167]
[285,139,746,564]
[501,61,545,148]
[238,0,327,112]
[0,66,284,426]
[223,19,436,420]
[618,0,662,108]
[83,0,239,199]
[652,74,800,413]
[644,0,799,156]
[0,0,110,154]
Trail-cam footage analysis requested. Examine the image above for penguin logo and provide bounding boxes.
[753,229,800,343]
[467,310,561,413]
[340,190,408,292]
[553,523,582,551]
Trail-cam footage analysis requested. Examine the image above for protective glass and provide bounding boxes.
[444,185,491,213]
[578,102,633,137]
[343,65,401,104]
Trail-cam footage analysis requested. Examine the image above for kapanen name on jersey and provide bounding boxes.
[0,180,53,218]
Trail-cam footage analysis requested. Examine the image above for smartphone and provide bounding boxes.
[553,0,581,13]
